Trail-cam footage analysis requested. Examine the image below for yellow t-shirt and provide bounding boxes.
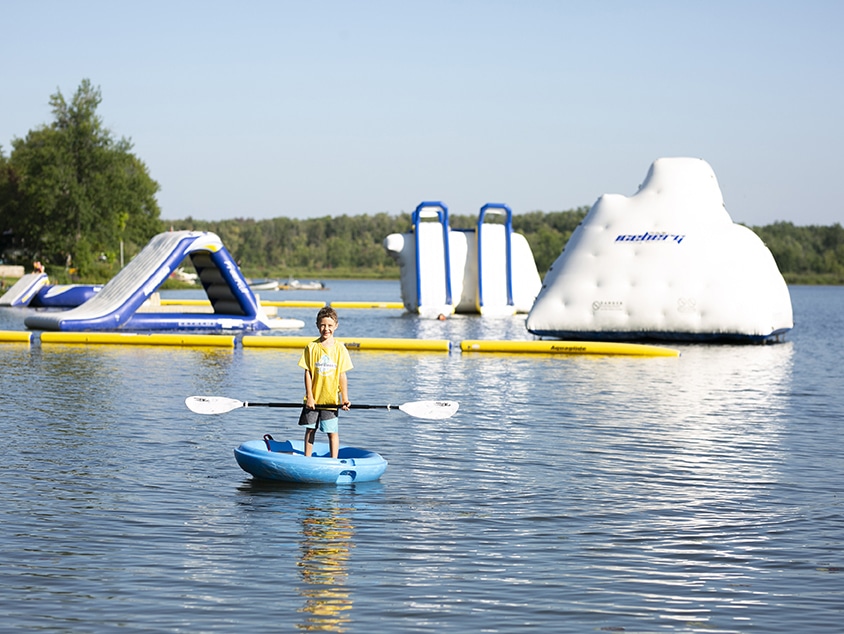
[298,340,354,405]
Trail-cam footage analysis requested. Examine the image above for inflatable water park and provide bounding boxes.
[14,231,299,332]
[526,157,793,343]
[383,202,542,317]
[1,160,793,346]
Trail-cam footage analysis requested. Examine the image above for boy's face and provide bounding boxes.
[317,316,338,339]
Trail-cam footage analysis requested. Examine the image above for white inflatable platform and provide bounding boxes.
[526,158,793,343]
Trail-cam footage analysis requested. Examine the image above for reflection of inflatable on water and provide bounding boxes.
[298,498,354,631]
[475,333,794,482]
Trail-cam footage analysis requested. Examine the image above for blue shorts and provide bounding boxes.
[298,407,339,433]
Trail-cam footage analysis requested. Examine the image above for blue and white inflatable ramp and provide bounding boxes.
[0,273,49,307]
[25,231,275,332]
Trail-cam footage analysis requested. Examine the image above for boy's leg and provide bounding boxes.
[304,427,316,456]
[320,415,340,459]
[299,407,319,457]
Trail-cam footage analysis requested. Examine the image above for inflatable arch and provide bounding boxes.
[383,202,542,317]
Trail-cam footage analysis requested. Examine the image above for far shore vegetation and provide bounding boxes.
[2,80,842,287]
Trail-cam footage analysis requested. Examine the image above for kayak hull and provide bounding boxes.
[234,438,388,484]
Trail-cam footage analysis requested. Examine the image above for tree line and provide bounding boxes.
[163,207,593,280]
[1,80,841,284]
[162,212,844,285]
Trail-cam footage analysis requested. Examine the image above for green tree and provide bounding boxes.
[2,79,162,273]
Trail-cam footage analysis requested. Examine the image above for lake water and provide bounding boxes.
[0,282,841,633]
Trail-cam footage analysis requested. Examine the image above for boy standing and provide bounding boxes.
[298,307,353,458]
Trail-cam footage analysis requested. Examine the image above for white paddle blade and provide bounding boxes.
[398,400,459,420]
[185,396,246,415]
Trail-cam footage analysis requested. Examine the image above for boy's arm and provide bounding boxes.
[339,372,350,410]
[304,369,316,409]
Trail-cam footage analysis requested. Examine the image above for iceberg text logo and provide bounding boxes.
[615,231,685,244]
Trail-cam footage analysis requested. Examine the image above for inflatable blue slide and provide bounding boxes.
[0,273,51,307]
[24,231,273,332]
[0,273,102,308]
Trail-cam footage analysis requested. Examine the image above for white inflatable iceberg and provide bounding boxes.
[526,158,793,343]
[383,202,542,317]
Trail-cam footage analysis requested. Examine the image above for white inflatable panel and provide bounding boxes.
[526,158,793,343]
[509,233,543,313]
[383,203,541,316]
[477,223,515,315]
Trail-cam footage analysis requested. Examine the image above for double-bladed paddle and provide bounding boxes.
[185,396,459,420]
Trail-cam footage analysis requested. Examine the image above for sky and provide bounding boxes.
[1,0,842,227]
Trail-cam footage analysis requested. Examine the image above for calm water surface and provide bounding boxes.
[0,282,841,632]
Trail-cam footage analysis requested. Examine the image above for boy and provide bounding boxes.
[298,307,353,458]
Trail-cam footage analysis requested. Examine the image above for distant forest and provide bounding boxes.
[167,211,844,285]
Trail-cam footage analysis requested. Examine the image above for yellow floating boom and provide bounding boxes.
[159,298,211,306]
[0,330,33,343]
[330,301,404,309]
[242,335,451,352]
[459,339,680,357]
[39,332,236,347]
[258,300,327,308]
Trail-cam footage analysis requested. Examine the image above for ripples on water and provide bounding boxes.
[0,283,841,632]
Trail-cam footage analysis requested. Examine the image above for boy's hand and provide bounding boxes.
[341,400,351,411]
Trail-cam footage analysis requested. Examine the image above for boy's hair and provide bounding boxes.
[316,306,338,324]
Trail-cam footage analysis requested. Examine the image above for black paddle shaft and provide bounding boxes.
[248,402,389,411]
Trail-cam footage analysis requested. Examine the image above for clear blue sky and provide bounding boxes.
[1,0,841,226]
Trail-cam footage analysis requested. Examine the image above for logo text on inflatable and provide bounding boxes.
[615,231,685,244]
[222,259,250,296]
[592,300,624,312]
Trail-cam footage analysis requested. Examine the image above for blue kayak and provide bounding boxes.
[234,436,388,484]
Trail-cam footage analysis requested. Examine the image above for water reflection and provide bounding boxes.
[409,312,532,344]
[233,481,359,632]
[427,339,798,540]
[296,491,355,632]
